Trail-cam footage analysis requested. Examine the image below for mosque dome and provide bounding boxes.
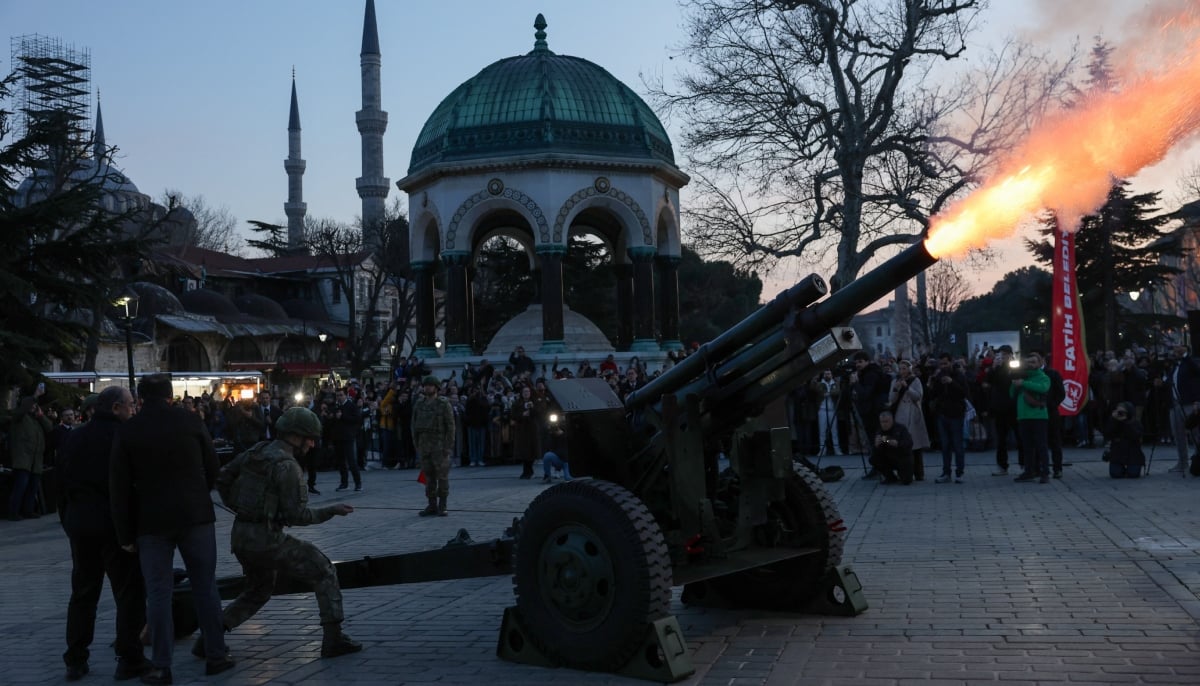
[233,294,289,320]
[483,304,615,357]
[179,288,241,318]
[408,14,675,175]
[125,282,184,319]
[14,159,147,214]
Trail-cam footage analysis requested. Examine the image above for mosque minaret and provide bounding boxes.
[355,0,389,246]
[284,73,307,250]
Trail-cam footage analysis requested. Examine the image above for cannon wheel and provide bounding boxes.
[512,479,671,671]
[705,467,845,608]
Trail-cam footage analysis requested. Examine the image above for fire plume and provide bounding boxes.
[925,8,1200,258]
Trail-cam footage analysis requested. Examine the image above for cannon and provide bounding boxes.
[172,241,937,682]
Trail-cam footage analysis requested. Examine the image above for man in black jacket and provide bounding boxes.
[1041,353,1068,478]
[869,411,915,485]
[251,390,282,442]
[59,386,149,681]
[1166,344,1200,475]
[929,354,970,483]
[333,388,362,491]
[984,345,1021,475]
[110,374,233,683]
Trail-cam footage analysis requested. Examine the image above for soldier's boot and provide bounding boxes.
[437,496,448,516]
[320,624,363,658]
[418,497,438,517]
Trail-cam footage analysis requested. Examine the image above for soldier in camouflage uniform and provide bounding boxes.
[414,375,455,516]
[209,407,363,658]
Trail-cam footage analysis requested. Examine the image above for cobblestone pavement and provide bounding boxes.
[3,447,1197,685]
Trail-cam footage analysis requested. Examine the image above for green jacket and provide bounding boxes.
[217,440,337,552]
[9,411,52,473]
[1011,368,1051,420]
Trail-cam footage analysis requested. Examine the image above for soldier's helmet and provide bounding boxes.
[276,406,323,439]
[422,375,440,388]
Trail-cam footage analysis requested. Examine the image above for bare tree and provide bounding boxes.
[160,189,241,254]
[303,207,412,377]
[650,0,1075,291]
[918,259,971,352]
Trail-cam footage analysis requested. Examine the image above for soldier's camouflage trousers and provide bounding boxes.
[222,535,343,628]
[420,451,450,499]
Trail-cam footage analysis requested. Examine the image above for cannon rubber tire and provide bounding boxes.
[705,467,845,608]
[513,479,671,671]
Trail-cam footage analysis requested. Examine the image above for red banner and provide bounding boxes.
[1052,227,1088,416]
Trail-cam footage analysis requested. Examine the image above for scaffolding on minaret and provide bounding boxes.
[10,34,92,149]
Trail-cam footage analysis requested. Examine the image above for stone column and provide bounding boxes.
[629,246,659,352]
[656,254,683,351]
[412,260,438,358]
[615,263,634,351]
[442,251,471,356]
[466,264,477,353]
[538,245,567,354]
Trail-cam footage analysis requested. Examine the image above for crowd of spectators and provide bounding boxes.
[794,344,1199,482]
[7,339,1194,523]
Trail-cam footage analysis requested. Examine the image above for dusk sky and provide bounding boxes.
[3,0,1194,299]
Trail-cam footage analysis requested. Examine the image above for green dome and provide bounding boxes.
[408,15,675,175]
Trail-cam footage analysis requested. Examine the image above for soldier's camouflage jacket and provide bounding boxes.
[411,393,454,456]
[216,439,339,552]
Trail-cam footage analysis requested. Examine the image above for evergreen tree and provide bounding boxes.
[1026,182,1180,351]
[952,266,1052,348]
[0,74,149,390]
[677,245,762,346]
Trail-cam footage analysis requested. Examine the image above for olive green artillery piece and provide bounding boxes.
[172,242,938,682]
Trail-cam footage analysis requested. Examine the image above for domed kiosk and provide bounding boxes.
[398,14,688,359]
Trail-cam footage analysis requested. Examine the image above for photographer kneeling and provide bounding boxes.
[869,411,915,485]
[1103,401,1145,479]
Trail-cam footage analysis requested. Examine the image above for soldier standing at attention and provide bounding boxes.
[210,407,362,659]
[413,375,455,516]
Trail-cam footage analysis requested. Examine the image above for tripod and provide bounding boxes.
[812,378,871,476]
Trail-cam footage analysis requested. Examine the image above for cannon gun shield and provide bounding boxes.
[682,467,854,611]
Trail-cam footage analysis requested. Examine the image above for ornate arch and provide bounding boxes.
[554,177,652,246]
[446,181,549,250]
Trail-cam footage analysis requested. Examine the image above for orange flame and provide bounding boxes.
[926,10,1200,258]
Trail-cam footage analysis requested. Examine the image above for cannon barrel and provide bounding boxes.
[627,241,937,414]
[799,241,937,334]
[624,274,828,409]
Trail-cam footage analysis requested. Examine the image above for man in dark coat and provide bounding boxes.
[928,354,971,483]
[1041,353,1068,478]
[1165,344,1200,475]
[251,390,282,442]
[110,374,233,683]
[850,351,890,439]
[58,386,150,681]
[869,411,915,485]
[984,345,1021,475]
[332,389,362,491]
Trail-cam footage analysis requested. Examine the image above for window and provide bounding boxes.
[331,280,341,304]
[876,326,883,337]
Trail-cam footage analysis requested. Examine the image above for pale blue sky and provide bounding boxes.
[2,0,1187,297]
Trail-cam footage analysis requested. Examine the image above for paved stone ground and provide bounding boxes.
[2,446,1197,685]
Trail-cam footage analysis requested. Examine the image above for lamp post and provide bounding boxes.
[113,287,140,393]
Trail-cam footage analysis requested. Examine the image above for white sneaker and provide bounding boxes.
[992,467,1008,476]
[954,474,965,484]
[1168,465,1185,473]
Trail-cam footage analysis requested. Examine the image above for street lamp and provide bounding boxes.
[113,287,140,393]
